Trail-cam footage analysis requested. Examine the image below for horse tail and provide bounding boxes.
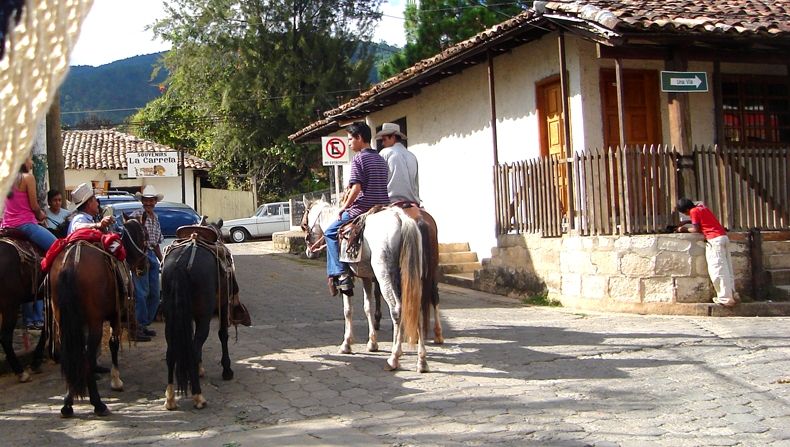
[57,263,87,397]
[417,215,439,321]
[163,260,195,395]
[398,210,423,345]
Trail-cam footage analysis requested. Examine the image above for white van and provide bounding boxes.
[221,202,291,242]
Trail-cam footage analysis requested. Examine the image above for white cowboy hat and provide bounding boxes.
[71,183,95,209]
[374,122,407,140]
[135,185,164,202]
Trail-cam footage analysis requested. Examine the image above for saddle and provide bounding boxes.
[0,229,44,299]
[338,205,386,263]
[166,226,251,327]
[175,225,219,243]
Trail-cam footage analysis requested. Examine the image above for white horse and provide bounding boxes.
[302,197,442,373]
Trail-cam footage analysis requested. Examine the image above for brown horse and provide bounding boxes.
[0,235,46,382]
[162,220,236,410]
[48,218,147,417]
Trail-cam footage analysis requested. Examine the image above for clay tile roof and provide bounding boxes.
[537,0,790,35]
[61,129,212,171]
[290,0,790,141]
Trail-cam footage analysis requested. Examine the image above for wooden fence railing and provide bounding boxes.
[696,146,789,230]
[495,145,790,236]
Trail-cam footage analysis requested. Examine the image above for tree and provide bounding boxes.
[140,0,382,201]
[379,0,530,79]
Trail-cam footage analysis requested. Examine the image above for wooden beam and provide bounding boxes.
[487,49,499,166]
[598,43,790,64]
[666,50,697,198]
[615,58,627,149]
[559,31,575,230]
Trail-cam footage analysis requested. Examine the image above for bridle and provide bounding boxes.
[301,202,327,254]
[121,221,148,269]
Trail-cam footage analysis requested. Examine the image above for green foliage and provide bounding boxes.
[379,0,530,79]
[135,0,382,202]
[521,291,561,307]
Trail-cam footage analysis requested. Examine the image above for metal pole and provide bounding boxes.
[487,49,499,165]
[334,165,341,204]
[180,146,186,204]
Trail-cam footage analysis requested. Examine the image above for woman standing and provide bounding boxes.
[1,156,56,329]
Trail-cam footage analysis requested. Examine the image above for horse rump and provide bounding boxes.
[56,266,88,397]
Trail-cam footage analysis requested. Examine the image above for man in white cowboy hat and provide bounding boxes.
[375,122,421,205]
[128,185,165,342]
[68,182,116,234]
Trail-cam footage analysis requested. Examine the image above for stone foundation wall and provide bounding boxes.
[477,232,751,311]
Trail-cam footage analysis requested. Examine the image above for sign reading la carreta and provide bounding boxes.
[126,151,179,178]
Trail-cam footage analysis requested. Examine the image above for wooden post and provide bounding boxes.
[46,91,65,195]
[558,31,574,230]
[666,51,696,198]
[487,49,499,165]
[615,58,627,151]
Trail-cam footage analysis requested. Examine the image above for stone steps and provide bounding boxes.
[773,285,790,300]
[438,242,480,287]
[441,272,475,288]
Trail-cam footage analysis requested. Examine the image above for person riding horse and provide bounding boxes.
[325,121,390,297]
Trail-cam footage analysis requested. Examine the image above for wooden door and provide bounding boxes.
[600,69,661,150]
[537,78,567,212]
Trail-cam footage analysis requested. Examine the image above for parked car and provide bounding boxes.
[222,202,291,243]
[104,201,202,240]
[95,190,137,207]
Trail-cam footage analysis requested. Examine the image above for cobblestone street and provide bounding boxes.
[1,241,789,446]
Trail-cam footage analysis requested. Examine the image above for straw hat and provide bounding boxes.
[135,185,164,202]
[374,122,407,140]
[71,183,95,209]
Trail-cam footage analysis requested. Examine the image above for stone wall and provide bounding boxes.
[477,232,751,313]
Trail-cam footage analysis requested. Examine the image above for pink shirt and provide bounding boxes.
[1,185,37,228]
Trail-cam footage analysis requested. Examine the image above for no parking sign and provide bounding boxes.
[322,136,351,166]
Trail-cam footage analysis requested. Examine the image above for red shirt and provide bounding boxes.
[689,205,727,240]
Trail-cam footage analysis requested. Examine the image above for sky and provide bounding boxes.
[70,0,408,67]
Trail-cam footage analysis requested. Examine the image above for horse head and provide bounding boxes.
[302,197,331,259]
[120,214,148,270]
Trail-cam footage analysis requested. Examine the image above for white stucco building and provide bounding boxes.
[61,129,211,210]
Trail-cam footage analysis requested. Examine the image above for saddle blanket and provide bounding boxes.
[41,228,125,272]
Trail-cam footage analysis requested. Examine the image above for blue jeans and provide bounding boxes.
[23,300,44,326]
[325,211,352,277]
[133,249,161,327]
[17,222,57,251]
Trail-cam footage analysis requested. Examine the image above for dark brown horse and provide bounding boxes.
[162,220,236,410]
[48,218,147,417]
[0,235,46,382]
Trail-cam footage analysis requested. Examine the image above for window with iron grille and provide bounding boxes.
[721,75,790,147]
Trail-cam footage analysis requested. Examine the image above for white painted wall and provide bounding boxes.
[356,33,788,261]
[65,169,200,209]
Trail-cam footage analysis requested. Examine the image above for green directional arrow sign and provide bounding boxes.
[660,71,708,92]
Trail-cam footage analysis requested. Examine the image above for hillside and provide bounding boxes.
[60,52,168,127]
[60,42,401,128]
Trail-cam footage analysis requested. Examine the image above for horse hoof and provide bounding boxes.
[433,336,444,345]
[193,395,207,409]
[222,369,234,381]
[384,359,399,371]
[18,371,31,383]
[338,344,352,354]
[94,405,111,417]
[417,361,430,373]
[60,407,74,418]
[166,401,178,411]
[367,341,378,352]
[111,383,124,392]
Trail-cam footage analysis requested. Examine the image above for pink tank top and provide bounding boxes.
[2,184,37,228]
